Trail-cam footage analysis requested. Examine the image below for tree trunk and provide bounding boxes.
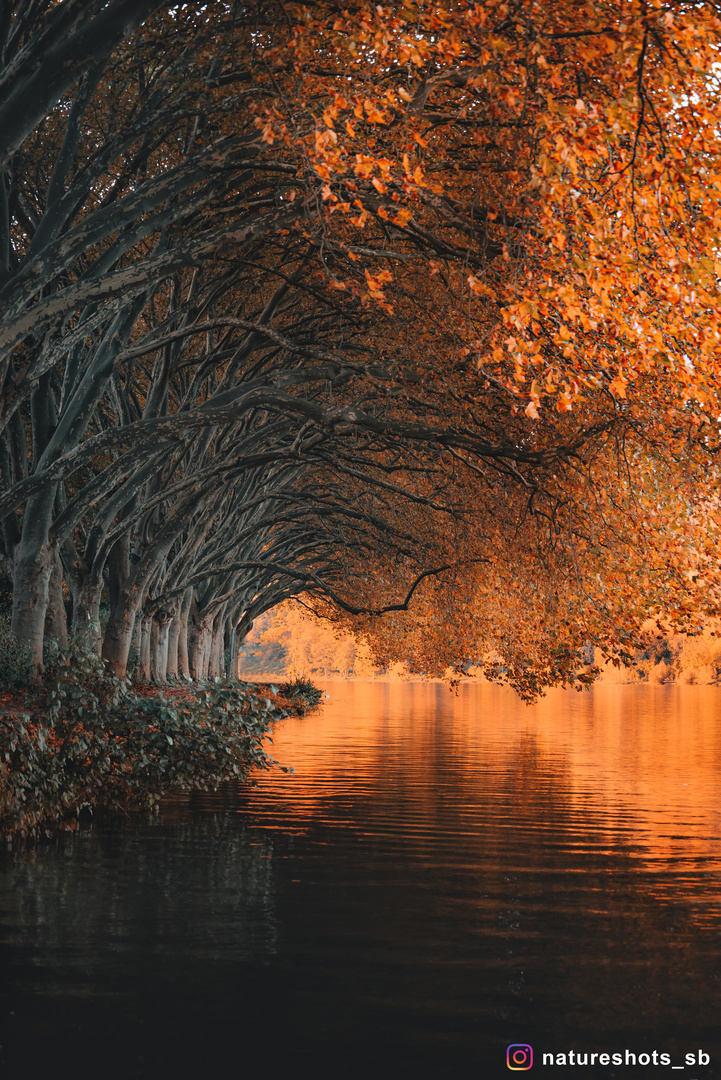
[203,624,214,680]
[158,619,170,682]
[11,489,56,675]
[149,616,162,683]
[166,613,180,680]
[149,609,173,684]
[149,617,165,683]
[102,597,139,679]
[208,616,222,679]
[229,624,237,679]
[178,617,191,678]
[74,579,103,649]
[138,615,151,682]
[190,615,212,681]
[12,545,52,675]
[175,588,193,679]
[44,549,68,648]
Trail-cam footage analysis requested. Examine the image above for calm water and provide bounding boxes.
[1,682,720,1079]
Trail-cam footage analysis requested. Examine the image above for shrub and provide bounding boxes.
[279,676,323,710]
[0,616,34,689]
[0,633,287,838]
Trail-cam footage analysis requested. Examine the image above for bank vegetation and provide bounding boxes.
[0,631,303,839]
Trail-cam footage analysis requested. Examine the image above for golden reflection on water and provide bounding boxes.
[3,681,720,1076]
[263,681,721,880]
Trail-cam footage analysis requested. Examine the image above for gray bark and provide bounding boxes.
[166,614,180,681]
[138,615,151,683]
[149,614,170,684]
[0,0,166,168]
[208,615,223,679]
[11,488,56,674]
[190,614,212,682]
[44,549,68,648]
[102,595,139,679]
[176,588,192,679]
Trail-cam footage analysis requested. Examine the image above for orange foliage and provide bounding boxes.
[237,602,383,679]
[7,2,721,693]
[278,0,721,426]
[242,1,721,691]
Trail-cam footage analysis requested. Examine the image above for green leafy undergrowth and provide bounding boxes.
[0,616,34,690]
[1,636,287,839]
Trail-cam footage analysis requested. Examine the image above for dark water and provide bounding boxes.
[1,682,720,1080]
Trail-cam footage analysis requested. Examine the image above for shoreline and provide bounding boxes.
[0,675,320,842]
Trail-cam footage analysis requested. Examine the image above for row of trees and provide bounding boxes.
[1,0,719,692]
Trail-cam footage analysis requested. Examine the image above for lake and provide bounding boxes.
[1,682,720,1079]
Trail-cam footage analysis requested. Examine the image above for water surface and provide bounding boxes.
[1,682,720,1078]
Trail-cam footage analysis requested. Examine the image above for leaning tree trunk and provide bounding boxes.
[236,611,254,644]
[102,552,156,678]
[176,588,193,679]
[102,591,142,679]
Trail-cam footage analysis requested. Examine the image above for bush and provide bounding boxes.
[279,676,323,710]
[0,633,287,838]
[0,616,34,689]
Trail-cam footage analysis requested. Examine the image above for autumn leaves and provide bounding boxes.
[0,1,720,691]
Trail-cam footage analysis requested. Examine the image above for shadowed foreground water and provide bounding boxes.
[1,682,720,1079]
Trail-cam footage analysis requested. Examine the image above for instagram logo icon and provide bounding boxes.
[507,1044,533,1070]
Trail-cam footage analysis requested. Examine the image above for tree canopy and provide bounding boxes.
[1,0,720,694]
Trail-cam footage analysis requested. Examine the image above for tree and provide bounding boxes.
[1,1,720,693]
[259,0,721,686]
[0,0,587,678]
[0,0,166,168]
